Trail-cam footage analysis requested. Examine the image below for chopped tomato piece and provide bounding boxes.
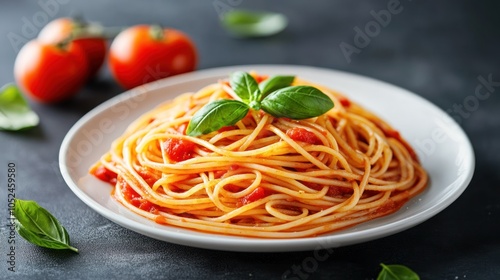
[251,74,268,84]
[229,164,239,171]
[155,216,168,224]
[162,138,196,162]
[224,184,242,193]
[338,96,351,107]
[118,177,140,202]
[93,165,118,185]
[237,187,267,207]
[214,170,226,179]
[286,127,321,145]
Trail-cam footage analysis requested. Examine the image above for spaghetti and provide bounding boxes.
[90,73,428,238]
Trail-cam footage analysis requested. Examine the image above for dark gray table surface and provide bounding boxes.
[1,0,499,279]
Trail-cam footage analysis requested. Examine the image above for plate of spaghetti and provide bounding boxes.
[60,65,474,252]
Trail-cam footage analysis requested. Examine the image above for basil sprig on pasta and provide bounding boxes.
[187,72,334,136]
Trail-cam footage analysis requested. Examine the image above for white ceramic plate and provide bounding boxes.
[59,65,475,252]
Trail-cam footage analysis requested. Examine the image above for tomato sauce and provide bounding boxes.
[306,182,353,197]
[327,186,353,197]
[372,194,409,217]
[136,166,160,186]
[118,176,159,214]
[374,121,419,162]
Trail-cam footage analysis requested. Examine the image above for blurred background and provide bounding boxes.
[1,1,498,102]
[1,0,499,279]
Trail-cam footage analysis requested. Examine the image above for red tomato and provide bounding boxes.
[162,138,196,162]
[237,187,267,207]
[93,165,118,185]
[286,127,321,145]
[14,40,89,103]
[108,25,197,89]
[38,17,107,78]
[338,96,351,107]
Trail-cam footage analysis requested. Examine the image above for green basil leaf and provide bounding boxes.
[377,263,420,280]
[258,75,295,98]
[230,71,261,103]
[14,199,78,252]
[0,84,39,131]
[261,86,334,119]
[187,99,249,136]
[221,10,288,38]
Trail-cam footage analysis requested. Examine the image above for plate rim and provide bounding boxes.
[59,64,475,252]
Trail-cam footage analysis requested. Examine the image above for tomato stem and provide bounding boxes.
[55,35,73,50]
[149,24,165,40]
[71,14,88,31]
[70,16,123,40]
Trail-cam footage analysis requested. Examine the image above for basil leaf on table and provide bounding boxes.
[0,84,39,131]
[221,10,288,38]
[14,199,78,253]
[377,263,420,280]
[187,99,249,137]
[230,71,261,103]
[261,86,334,119]
[258,75,295,98]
